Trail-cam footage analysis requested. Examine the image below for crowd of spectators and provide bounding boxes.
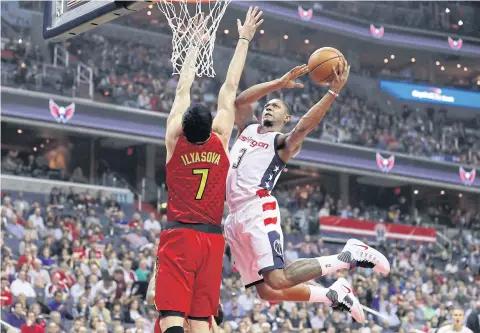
[1,183,479,333]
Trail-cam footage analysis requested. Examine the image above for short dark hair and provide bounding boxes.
[182,104,212,144]
[281,100,292,115]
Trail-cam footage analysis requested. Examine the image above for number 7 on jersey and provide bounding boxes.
[193,168,209,200]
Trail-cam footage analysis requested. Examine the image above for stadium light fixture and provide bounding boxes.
[18,39,22,44]
[33,147,38,152]
[458,20,463,26]
[390,54,395,59]
[40,144,44,148]
[464,67,468,71]
[458,193,463,198]
[457,64,461,68]
[147,11,151,15]
[440,66,445,71]
[305,39,310,44]
[384,58,388,63]
[445,8,450,13]
[440,190,445,195]
[413,190,418,195]
[411,58,416,63]
[148,5,153,8]
[477,80,480,86]
[224,29,229,34]
[17,129,22,134]
[435,61,440,66]
[260,29,264,35]
[284,35,289,40]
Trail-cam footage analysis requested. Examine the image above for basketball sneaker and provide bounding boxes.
[327,278,365,323]
[339,239,390,275]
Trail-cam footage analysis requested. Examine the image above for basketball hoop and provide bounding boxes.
[156,0,231,77]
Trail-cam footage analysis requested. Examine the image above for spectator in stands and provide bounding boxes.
[137,89,151,110]
[114,211,129,230]
[21,310,44,333]
[0,277,13,307]
[48,291,70,318]
[28,207,45,232]
[11,270,36,298]
[135,259,150,282]
[144,212,161,233]
[90,298,112,324]
[105,194,121,212]
[2,196,14,218]
[7,302,26,328]
[5,214,26,240]
[124,226,149,250]
[2,150,22,174]
[29,258,51,288]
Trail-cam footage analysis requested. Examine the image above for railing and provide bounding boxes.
[436,229,452,250]
[77,62,93,99]
[53,43,69,68]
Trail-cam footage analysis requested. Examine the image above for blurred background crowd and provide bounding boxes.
[1,1,480,333]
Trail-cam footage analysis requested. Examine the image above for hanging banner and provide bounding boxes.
[320,216,437,243]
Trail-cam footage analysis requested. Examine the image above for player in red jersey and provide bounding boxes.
[152,7,264,333]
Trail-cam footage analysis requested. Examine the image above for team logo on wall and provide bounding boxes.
[376,153,395,173]
[49,99,75,123]
[298,6,313,21]
[370,24,384,39]
[459,166,476,186]
[448,37,463,50]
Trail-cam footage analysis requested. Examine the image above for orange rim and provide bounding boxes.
[152,0,215,4]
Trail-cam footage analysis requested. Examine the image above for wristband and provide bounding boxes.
[328,89,339,98]
[239,37,251,43]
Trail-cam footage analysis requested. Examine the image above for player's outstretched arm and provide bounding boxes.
[212,6,264,147]
[234,65,308,133]
[279,62,350,161]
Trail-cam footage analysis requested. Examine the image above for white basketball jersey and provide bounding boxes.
[227,124,286,210]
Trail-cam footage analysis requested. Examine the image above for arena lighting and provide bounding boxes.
[464,67,468,71]
[390,54,395,59]
[440,190,445,195]
[284,34,289,40]
[458,20,463,26]
[147,11,151,16]
[284,168,288,172]
[411,58,416,63]
[445,8,450,13]
[148,5,152,8]
[384,58,388,63]
[46,139,50,143]
[33,147,37,152]
[457,64,461,68]
[21,63,26,68]
[18,39,22,43]
[458,193,463,198]
[40,144,44,148]
[477,80,480,86]
[260,29,264,35]
[77,50,81,55]
[305,39,310,44]
[436,61,440,66]
[414,190,419,195]
[440,66,445,71]
[224,29,229,34]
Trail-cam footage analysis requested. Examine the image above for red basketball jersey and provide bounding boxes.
[166,133,229,226]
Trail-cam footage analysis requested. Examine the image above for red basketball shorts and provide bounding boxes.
[155,227,224,318]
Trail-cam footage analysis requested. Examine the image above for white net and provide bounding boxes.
[157,0,231,77]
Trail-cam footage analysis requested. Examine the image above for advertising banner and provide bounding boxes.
[320,216,437,243]
[380,80,480,109]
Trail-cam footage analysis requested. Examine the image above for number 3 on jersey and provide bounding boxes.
[193,168,209,200]
[232,148,247,169]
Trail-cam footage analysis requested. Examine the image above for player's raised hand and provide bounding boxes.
[330,59,350,92]
[237,6,264,41]
[278,64,309,89]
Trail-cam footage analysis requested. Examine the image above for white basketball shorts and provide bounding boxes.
[224,194,285,288]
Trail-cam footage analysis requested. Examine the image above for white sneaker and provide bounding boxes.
[327,278,365,323]
[340,239,390,275]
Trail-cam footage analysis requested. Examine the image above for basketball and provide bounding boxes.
[308,47,345,85]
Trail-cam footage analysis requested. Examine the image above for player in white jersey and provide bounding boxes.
[437,309,474,333]
[224,62,390,323]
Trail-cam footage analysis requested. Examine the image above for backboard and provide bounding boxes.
[43,0,151,40]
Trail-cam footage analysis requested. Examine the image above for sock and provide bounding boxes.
[316,254,350,276]
[308,285,330,303]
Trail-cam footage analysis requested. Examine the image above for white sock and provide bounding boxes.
[308,285,330,303]
[316,255,350,276]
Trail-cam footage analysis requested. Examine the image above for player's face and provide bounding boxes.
[262,99,290,128]
[452,309,464,325]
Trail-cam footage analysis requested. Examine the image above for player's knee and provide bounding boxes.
[255,283,281,301]
[263,270,289,290]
